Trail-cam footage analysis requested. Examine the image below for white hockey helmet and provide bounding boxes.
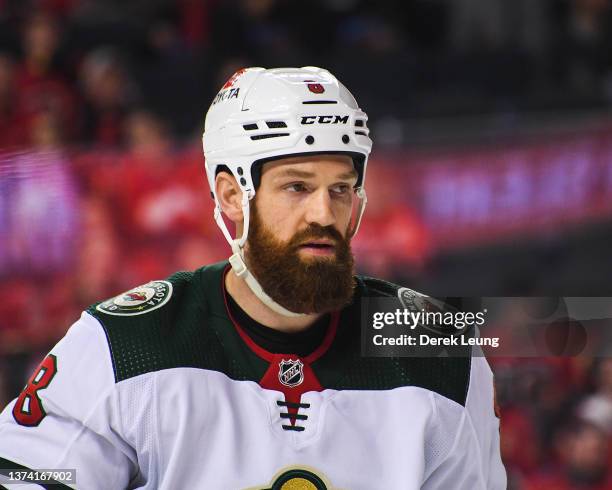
[202,66,372,316]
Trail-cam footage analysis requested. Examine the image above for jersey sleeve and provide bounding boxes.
[423,355,507,489]
[0,312,137,489]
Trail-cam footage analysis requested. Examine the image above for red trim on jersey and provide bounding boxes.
[259,356,322,424]
[221,264,339,363]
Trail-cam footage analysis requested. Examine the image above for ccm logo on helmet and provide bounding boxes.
[301,115,349,125]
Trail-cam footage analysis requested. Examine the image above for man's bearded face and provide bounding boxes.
[245,200,355,314]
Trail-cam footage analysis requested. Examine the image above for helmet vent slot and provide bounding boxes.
[243,123,259,130]
[266,121,287,128]
[355,120,365,127]
[355,131,367,136]
[302,100,338,104]
[250,133,290,141]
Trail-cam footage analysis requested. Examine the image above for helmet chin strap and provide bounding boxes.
[215,187,368,318]
[216,190,306,317]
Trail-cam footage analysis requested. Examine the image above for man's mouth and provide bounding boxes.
[298,240,336,256]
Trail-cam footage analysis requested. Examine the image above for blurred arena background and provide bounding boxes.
[0,1,612,488]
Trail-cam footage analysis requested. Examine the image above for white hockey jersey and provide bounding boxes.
[0,262,506,489]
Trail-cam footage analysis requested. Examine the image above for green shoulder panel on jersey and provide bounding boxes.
[312,275,474,407]
[87,261,267,384]
[358,275,444,312]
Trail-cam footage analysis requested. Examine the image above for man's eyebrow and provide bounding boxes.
[337,169,358,180]
[274,168,358,180]
[275,169,316,179]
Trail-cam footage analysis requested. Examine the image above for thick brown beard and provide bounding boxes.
[245,201,356,314]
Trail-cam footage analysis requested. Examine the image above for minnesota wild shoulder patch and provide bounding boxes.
[96,280,173,316]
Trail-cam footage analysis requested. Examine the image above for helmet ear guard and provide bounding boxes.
[203,66,372,316]
[349,187,368,238]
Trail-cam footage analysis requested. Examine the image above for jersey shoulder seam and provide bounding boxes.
[85,311,119,382]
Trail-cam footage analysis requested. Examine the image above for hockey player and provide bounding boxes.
[0,67,506,489]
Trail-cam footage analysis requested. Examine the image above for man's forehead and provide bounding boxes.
[263,154,356,178]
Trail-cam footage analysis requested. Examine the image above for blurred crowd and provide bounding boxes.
[1,1,612,489]
[492,357,612,489]
[1,0,612,148]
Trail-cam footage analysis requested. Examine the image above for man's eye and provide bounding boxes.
[331,184,350,195]
[286,183,308,192]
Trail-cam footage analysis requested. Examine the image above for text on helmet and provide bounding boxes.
[212,88,240,106]
[300,115,349,125]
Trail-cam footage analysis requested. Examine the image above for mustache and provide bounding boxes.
[288,224,345,248]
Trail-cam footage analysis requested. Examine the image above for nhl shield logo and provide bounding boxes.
[278,359,304,388]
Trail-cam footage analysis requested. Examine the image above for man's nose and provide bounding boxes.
[304,189,336,228]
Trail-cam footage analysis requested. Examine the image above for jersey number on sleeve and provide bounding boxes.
[12,354,58,427]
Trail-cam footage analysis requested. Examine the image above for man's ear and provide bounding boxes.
[215,171,244,224]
